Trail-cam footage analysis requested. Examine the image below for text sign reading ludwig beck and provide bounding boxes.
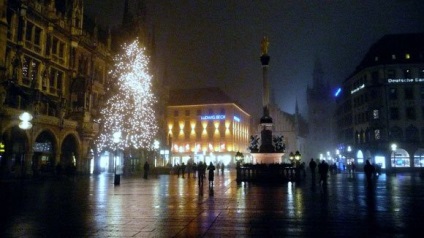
[200,115,226,120]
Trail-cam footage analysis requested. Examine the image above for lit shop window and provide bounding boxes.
[373,109,379,119]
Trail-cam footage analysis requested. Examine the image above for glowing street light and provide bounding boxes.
[391,143,397,170]
[113,131,122,185]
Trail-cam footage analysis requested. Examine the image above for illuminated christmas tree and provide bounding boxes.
[96,39,158,152]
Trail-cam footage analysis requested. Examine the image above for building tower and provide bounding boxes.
[306,58,335,159]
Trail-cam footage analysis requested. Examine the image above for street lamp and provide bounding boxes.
[154,140,160,167]
[235,151,244,167]
[19,112,33,178]
[289,152,295,166]
[294,151,301,167]
[391,143,397,171]
[113,131,121,185]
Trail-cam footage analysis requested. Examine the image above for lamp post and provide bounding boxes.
[391,143,397,174]
[295,151,301,167]
[154,140,160,167]
[19,112,33,178]
[235,151,244,167]
[289,152,295,166]
[113,131,121,185]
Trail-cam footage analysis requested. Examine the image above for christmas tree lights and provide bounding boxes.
[96,39,158,152]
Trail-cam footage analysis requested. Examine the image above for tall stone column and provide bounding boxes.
[259,36,274,153]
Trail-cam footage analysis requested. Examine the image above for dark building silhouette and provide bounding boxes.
[306,59,336,161]
[335,33,424,171]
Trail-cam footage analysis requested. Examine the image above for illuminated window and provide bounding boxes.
[374,56,379,62]
[374,129,380,140]
[391,54,396,60]
[405,53,410,59]
[373,109,379,119]
[22,56,40,86]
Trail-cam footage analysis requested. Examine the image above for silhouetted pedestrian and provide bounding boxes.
[309,158,317,180]
[364,159,375,187]
[318,160,329,186]
[181,163,186,178]
[221,163,225,175]
[198,162,206,187]
[207,162,215,188]
[143,161,150,179]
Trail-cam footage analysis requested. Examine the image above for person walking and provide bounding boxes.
[207,162,216,188]
[309,158,317,181]
[143,161,150,179]
[318,160,329,186]
[181,163,186,178]
[197,162,205,187]
[364,159,376,187]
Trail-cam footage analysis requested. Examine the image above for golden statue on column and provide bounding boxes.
[261,36,269,55]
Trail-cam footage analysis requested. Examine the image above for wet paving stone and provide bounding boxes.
[1,171,424,237]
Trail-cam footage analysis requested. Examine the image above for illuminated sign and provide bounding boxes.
[387,78,424,84]
[350,84,365,94]
[334,88,341,97]
[200,115,225,120]
[233,116,240,122]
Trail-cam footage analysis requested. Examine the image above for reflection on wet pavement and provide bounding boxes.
[1,170,424,237]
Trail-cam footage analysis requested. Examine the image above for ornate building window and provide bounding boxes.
[49,68,64,95]
[22,56,40,87]
[25,21,42,53]
[51,36,66,65]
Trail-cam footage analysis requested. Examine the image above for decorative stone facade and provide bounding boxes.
[0,0,112,177]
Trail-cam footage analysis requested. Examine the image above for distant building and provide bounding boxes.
[267,99,307,163]
[0,0,112,177]
[335,33,424,170]
[167,87,250,166]
[306,59,336,161]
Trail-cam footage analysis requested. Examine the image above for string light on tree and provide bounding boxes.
[97,38,158,152]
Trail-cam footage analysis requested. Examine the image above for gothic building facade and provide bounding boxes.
[0,0,112,177]
[306,59,336,160]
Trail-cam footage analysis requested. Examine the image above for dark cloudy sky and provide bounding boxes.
[85,0,424,120]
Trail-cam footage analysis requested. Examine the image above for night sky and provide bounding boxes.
[85,0,424,120]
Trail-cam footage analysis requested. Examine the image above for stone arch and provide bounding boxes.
[413,148,424,168]
[391,147,410,168]
[32,130,57,176]
[0,126,28,177]
[60,133,79,173]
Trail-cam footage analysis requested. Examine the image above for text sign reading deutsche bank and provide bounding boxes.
[387,78,424,84]
[200,115,226,120]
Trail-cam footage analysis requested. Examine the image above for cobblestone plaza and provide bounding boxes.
[1,170,424,237]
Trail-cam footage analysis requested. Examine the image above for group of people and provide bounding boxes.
[308,158,378,187]
[171,161,222,188]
